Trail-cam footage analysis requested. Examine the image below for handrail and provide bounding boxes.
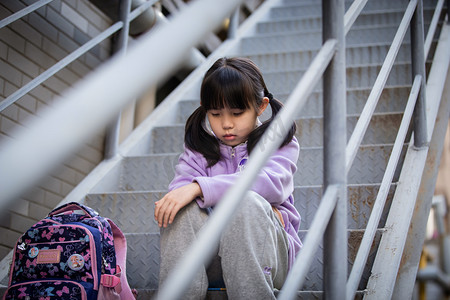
[345,75,423,300]
[344,0,368,35]
[278,184,340,300]
[424,0,445,58]
[0,0,53,29]
[345,0,418,175]
[0,0,160,112]
[155,38,339,300]
[0,0,245,209]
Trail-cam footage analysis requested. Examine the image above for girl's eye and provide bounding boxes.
[233,112,243,116]
[209,111,220,117]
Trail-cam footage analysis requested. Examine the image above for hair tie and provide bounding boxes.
[267,93,273,101]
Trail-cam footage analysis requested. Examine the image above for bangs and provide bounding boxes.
[201,66,255,111]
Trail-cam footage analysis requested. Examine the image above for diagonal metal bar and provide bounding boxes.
[424,0,445,58]
[0,21,123,112]
[344,0,368,35]
[0,0,158,112]
[0,0,53,29]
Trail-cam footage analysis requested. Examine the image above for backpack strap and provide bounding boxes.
[106,218,136,299]
[48,202,98,218]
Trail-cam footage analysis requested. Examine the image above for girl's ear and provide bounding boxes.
[257,97,270,116]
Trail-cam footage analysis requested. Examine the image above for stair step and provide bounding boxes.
[149,113,406,153]
[276,0,436,17]
[124,233,160,289]
[240,26,415,53]
[256,9,435,35]
[296,144,406,186]
[245,43,414,71]
[263,63,413,94]
[90,144,405,193]
[86,184,395,234]
[94,229,383,292]
[176,86,411,122]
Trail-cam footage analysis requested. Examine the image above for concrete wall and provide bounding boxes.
[0,0,113,259]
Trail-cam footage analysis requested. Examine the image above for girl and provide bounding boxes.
[155,57,301,299]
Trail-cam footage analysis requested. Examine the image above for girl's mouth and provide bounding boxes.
[223,134,236,141]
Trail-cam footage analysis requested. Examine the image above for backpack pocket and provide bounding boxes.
[4,279,91,299]
[10,224,101,292]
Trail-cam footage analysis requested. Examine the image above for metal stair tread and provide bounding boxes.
[86,183,396,234]
[90,143,405,194]
[149,112,406,152]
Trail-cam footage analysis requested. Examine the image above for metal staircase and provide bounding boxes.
[80,0,447,298]
[1,0,449,299]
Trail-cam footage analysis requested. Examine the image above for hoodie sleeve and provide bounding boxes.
[195,137,300,208]
[168,146,208,192]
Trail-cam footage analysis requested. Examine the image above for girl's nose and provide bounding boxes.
[222,116,233,129]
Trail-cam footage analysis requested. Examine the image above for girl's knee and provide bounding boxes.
[240,191,272,215]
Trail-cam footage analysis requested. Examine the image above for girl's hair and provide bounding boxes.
[185,57,296,167]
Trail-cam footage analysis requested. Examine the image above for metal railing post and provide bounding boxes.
[104,0,132,159]
[322,0,347,299]
[228,6,239,39]
[411,0,428,148]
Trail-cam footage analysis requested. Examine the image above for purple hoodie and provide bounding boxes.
[168,137,302,270]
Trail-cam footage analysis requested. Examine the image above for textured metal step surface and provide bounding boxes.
[296,144,407,186]
[240,25,416,53]
[263,63,413,95]
[256,9,435,35]
[149,113,405,153]
[125,233,160,289]
[245,43,414,70]
[118,229,382,291]
[85,191,163,233]
[91,154,179,193]
[91,143,405,193]
[176,86,411,123]
[294,184,396,231]
[85,183,395,236]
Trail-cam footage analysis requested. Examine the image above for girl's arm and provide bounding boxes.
[195,138,299,208]
[154,147,208,227]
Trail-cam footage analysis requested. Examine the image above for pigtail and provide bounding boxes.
[184,106,221,167]
[247,94,296,154]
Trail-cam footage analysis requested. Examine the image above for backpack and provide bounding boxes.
[3,202,136,300]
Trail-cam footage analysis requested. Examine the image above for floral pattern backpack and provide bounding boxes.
[3,202,136,300]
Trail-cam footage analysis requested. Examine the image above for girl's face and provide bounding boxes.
[207,97,269,147]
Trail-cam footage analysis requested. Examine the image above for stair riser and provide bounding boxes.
[263,63,413,95]
[273,0,436,18]
[100,230,383,291]
[246,44,414,71]
[86,185,395,234]
[240,27,418,52]
[176,86,410,123]
[256,10,435,34]
[91,145,406,193]
[150,113,406,153]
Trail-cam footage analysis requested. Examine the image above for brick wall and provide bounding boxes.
[0,0,113,259]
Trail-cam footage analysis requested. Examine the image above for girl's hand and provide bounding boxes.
[154,182,202,228]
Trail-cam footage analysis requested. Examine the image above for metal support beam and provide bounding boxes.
[105,0,132,159]
[392,22,450,297]
[322,0,347,299]
[411,0,428,148]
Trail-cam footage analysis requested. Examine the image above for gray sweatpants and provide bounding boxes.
[159,191,289,299]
